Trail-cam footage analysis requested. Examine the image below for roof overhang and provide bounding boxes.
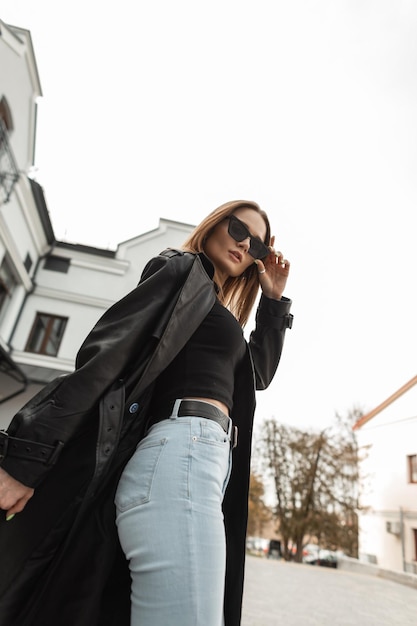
[353,374,417,430]
[0,343,28,404]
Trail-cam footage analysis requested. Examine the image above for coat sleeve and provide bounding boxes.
[248,294,293,390]
[0,252,193,486]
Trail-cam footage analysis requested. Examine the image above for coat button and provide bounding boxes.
[129,402,139,414]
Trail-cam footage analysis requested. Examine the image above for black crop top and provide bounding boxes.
[151,299,246,413]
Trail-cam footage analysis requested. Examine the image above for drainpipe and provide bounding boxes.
[400,507,406,572]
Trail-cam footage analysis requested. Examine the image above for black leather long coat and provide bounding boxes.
[0,250,293,626]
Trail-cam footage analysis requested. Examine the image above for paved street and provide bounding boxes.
[242,555,417,626]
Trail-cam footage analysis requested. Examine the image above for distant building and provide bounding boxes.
[0,21,193,428]
[353,375,417,574]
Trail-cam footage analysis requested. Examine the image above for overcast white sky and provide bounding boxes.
[2,0,417,432]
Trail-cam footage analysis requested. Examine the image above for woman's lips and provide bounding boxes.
[229,250,242,262]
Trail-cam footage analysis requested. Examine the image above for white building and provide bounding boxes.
[1,19,48,414]
[0,20,193,428]
[354,375,417,574]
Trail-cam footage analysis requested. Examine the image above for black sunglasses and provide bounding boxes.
[227,215,270,260]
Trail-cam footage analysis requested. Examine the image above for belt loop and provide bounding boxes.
[46,440,65,466]
[171,399,183,419]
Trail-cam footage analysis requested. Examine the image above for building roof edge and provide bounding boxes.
[353,374,417,430]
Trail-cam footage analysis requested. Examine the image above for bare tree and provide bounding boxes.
[256,409,361,561]
[247,472,272,537]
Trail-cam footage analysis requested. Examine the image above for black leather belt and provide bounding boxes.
[151,400,238,448]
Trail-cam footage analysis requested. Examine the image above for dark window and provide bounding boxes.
[0,99,19,203]
[0,97,14,132]
[26,313,68,356]
[43,256,70,273]
[0,256,17,315]
[408,455,417,483]
[24,252,33,273]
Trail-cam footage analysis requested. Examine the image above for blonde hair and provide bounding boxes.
[182,200,271,327]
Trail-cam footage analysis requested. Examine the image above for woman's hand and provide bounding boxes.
[254,236,290,300]
[0,467,34,520]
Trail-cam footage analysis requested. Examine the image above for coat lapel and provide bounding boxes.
[128,254,216,400]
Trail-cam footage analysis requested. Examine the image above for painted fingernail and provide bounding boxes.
[6,514,15,521]
[253,259,259,265]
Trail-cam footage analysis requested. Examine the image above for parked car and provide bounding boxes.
[302,543,321,564]
[267,539,282,559]
[304,548,338,568]
[245,536,269,556]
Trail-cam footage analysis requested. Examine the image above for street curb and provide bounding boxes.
[338,556,417,590]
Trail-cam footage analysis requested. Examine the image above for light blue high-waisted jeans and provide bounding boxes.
[115,400,233,626]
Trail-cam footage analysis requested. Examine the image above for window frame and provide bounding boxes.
[0,255,18,316]
[25,312,68,357]
[407,454,417,484]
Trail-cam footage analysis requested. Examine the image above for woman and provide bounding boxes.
[0,200,292,626]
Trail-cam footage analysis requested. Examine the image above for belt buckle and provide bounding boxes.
[0,430,8,460]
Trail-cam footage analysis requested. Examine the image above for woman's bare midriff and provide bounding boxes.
[184,397,229,417]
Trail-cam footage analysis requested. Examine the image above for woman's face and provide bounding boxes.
[204,208,268,285]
